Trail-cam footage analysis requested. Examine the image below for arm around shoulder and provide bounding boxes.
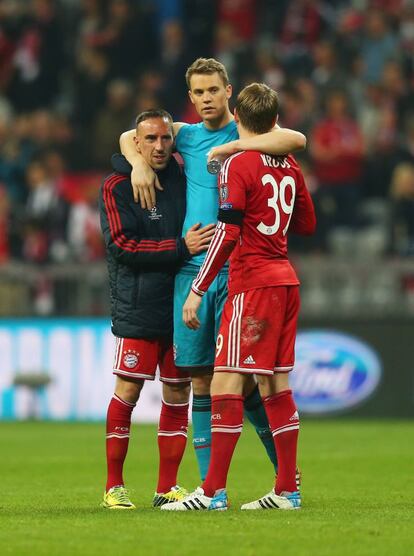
[119,129,139,164]
[207,127,306,163]
[238,127,306,156]
[173,122,186,137]
[119,129,159,207]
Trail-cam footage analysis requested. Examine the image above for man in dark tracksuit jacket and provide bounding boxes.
[99,109,214,510]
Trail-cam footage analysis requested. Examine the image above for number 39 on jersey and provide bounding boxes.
[257,174,296,237]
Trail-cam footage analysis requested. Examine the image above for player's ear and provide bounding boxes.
[234,108,240,124]
[133,134,141,153]
[188,90,195,105]
[226,83,232,100]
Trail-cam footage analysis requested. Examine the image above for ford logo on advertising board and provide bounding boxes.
[291,331,382,414]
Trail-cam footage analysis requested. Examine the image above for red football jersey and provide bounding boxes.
[192,151,315,297]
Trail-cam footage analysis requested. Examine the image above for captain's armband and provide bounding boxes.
[217,208,244,226]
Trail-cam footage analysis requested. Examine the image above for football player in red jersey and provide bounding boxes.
[162,83,316,511]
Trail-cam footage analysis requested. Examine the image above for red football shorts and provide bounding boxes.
[113,336,191,384]
[214,286,300,375]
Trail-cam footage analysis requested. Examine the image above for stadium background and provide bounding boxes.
[1,2,413,555]
[1,0,413,420]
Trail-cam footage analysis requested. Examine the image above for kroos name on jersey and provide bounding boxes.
[291,331,382,414]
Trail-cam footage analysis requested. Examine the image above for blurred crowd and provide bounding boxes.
[1,0,414,266]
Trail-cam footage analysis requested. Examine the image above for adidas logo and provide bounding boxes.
[243,355,256,364]
[289,411,299,422]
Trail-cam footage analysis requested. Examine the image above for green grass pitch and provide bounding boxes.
[1,420,413,556]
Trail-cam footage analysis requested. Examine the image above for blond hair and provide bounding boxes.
[236,83,279,134]
[185,58,229,88]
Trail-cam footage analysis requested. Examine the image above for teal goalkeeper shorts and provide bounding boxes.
[173,266,229,368]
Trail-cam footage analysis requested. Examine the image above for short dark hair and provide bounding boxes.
[236,83,279,134]
[135,109,173,131]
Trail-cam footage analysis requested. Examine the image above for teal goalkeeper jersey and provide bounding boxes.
[175,119,238,267]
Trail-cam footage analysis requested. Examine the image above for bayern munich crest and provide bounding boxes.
[123,350,139,369]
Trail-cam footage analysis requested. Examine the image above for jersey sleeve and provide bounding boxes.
[191,155,247,295]
[191,221,240,295]
[217,153,247,220]
[289,171,316,236]
[100,175,190,268]
[174,124,191,155]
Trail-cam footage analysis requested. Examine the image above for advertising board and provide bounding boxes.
[0,319,412,420]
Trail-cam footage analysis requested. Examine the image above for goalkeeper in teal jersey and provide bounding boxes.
[120,58,305,483]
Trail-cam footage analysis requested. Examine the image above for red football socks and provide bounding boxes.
[202,395,244,497]
[263,389,299,494]
[105,394,135,492]
[156,399,189,494]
